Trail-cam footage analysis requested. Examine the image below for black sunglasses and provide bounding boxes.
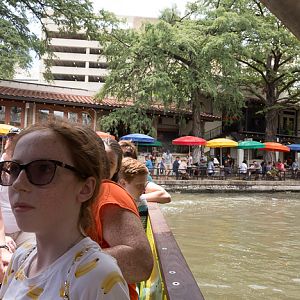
[0,160,86,186]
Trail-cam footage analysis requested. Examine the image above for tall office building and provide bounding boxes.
[39,16,157,92]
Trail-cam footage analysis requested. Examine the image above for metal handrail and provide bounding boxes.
[145,203,205,300]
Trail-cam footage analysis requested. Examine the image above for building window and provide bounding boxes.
[82,112,92,126]
[10,106,22,126]
[90,48,102,55]
[38,109,50,122]
[0,106,5,124]
[52,74,85,82]
[279,110,296,135]
[88,76,105,83]
[68,112,78,123]
[54,110,64,119]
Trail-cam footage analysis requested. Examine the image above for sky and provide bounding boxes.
[93,0,191,18]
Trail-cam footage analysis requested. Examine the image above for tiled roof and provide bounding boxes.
[0,85,220,120]
[0,86,96,105]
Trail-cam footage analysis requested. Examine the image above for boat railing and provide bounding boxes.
[139,202,205,300]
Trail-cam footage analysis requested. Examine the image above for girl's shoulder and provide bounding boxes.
[69,241,129,298]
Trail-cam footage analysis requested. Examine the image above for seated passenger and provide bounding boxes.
[119,140,171,204]
[119,140,138,159]
[88,138,153,300]
[118,158,149,229]
[0,120,129,299]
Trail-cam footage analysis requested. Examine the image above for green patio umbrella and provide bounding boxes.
[137,140,162,147]
[137,140,162,152]
[237,140,265,164]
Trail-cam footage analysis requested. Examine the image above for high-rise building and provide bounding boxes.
[39,16,157,92]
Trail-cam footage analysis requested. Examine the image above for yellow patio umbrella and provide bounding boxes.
[206,138,238,165]
[0,124,19,135]
[0,124,20,154]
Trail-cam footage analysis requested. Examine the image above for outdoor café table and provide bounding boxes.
[213,166,225,179]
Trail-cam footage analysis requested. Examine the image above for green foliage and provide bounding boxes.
[96,2,247,133]
[97,0,300,138]
[99,106,156,137]
[0,0,97,79]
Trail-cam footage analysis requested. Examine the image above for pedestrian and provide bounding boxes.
[145,155,154,176]
[162,150,173,177]
[172,156,180,180]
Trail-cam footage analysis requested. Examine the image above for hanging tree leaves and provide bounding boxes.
[0,0,98,79]
[97,0,300,146]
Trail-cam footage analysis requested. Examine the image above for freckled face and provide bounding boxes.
[8,130,83,234]
[123,174,147,200]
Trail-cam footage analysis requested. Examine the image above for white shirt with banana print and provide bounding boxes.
[0,237,129,299]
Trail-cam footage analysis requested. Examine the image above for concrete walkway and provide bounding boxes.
[155,179,300,193]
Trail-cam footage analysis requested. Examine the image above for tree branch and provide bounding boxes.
[278,79,298,95]
[253,0,265,16]
[278,55,293,67]
[244,86,266,103]
[236,57,267,82]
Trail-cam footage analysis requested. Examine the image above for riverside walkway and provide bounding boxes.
[155,178,300,193]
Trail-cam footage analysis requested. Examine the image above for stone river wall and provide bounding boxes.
[155,179,300,193]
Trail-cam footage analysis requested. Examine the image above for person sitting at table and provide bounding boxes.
[178,157,189,179]
[224,159,232,176]
[275,159,286,180]
[254,161,262,180]
[260,160,267,179]
[248,162,256,179]
[207,158,215,176]
[265,162,278,180]
[239,160,248,179]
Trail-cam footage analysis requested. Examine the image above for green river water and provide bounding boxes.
[161,192,300,300]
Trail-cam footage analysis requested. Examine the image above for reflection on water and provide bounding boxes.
[161,192,300,300]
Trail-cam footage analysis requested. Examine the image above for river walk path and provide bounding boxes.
[156,179,300,192]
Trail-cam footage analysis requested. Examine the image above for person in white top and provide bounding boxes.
[239,160,248,179]
[0,120,129,299]
[162,150,173,177]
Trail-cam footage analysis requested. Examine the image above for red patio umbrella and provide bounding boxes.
[172,136,207,155]
[172,136,207,146]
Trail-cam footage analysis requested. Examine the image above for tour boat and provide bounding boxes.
[139,202,205,300]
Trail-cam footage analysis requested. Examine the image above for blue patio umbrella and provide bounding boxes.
[120,133,155,143]
[287,144,300,151]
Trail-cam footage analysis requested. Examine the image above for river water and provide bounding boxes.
[160,192,300,300]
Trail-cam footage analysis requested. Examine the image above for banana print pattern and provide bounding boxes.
[101,272,126,294]
[26,286,44,299]
[15,268,26,281]
[2,261,14,286]
[74,258,99,278]
[0,239,129,299]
